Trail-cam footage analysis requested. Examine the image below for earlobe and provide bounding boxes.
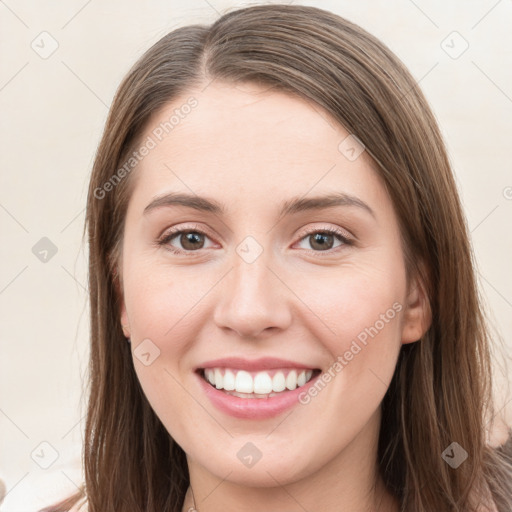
[401,275,432,345]
[120,303,131,339]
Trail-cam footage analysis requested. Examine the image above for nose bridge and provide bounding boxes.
[232,243,274,299]
[212,237,292,338]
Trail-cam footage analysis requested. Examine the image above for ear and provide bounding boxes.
[113,264,131,339]
[401,271,432,344]
[120,301,131,339]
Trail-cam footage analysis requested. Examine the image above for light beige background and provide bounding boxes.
[1,0,511,510]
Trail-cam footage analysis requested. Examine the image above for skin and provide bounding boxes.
[118,81,431,512]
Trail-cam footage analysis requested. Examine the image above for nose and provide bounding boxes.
[212,251,292,339]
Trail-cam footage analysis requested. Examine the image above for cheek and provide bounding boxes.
[132,358,201,457]
[292,259,405,420]
[297,260,406,352]
[125,267,205,438]
[122,256,206,346]
[292,281,402,459]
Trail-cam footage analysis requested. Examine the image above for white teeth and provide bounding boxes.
[203,367,316,394]
[272,371,286,392]
[214,368,223,389]
[235,370,253,393]
[253,372,273,394]
[223,369,235,391]
[286,370,297,390]
[206,368,215,385]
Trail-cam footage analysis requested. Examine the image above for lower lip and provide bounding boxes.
[196,371,320,419]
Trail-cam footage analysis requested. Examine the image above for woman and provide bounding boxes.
[41,4,512,511]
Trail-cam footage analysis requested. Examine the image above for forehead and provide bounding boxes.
[128,80,387,217]
[146,81,359,160]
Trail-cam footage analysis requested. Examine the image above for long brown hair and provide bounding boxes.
[40,4,512,511]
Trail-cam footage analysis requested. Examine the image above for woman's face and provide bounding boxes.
[118,81,428,488]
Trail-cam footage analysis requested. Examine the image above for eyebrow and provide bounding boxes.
[143,191,375,219]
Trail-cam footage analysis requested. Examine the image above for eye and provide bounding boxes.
[157,224,216,254]
[294,226,352,253]
[157,224,353,255]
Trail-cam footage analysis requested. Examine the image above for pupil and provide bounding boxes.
[182,232,203,249]
[311,233,332,251]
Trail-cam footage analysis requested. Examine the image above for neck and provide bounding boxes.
[183,478,397,512]
[181,410,399,512]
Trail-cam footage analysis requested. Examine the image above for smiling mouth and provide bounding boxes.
[198,367,322,399]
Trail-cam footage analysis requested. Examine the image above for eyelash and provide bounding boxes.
[156,223,353,257]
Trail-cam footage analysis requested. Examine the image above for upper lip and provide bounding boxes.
[197,357,318,371]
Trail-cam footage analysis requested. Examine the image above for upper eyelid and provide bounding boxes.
[295,224,353,241]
